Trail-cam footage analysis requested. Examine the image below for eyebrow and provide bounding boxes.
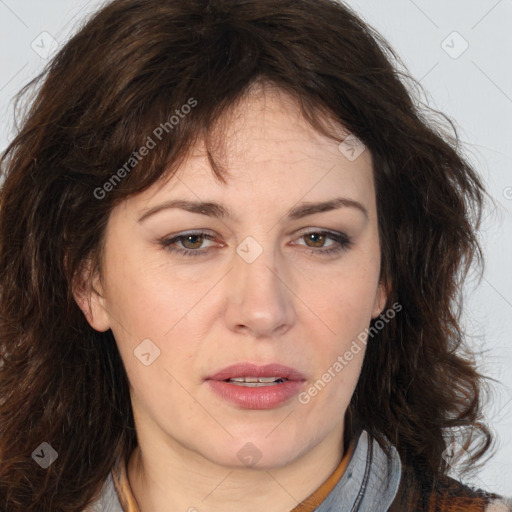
[137,197,368,223]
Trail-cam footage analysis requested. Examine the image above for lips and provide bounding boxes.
[206,363,306,409]
[206,362,306,382]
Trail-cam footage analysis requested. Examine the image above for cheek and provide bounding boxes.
[300,260,380,341]
[104,262,211,390]
[102,244,193,338]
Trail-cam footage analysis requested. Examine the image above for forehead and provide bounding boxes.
[126,84,376,221]
[193,83,359,170]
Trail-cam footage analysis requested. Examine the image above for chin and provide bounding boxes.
[199,435,305,471]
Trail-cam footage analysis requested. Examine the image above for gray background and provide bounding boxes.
[0,0,511,498]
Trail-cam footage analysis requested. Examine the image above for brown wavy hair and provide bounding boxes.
[0,0,494,510]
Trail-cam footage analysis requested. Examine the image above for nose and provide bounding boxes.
[224,240,297,339]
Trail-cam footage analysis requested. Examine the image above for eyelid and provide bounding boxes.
[158,228,352,257]
[292,228,353,250]
[157,230,220,256]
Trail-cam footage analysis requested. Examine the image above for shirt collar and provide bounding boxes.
[314,430,402,512]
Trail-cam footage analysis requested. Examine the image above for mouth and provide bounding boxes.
[206,362,306,383]
[206,363,306,409]
[224,376,288,387]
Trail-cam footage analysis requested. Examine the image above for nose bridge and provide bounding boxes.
[235,233,283,300]
[225,233,296,336]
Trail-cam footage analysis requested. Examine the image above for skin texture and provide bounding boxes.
[76,84,388,512]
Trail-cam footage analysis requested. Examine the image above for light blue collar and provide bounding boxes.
[314,430,402,512]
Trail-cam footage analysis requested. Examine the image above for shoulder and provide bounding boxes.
[82,472,125,512]
[388,464,512,512]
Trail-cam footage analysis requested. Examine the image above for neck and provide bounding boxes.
[127,427,346,512]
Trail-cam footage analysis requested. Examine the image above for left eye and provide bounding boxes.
[293,230,353,255]
[297,232,340,249]
[159,230,352,257]
[159,232,217,256]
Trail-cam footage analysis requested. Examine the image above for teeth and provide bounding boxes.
[231,382,279,387]
[227,377,286,385]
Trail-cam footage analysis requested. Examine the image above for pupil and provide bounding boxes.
[308,233,324,247]
[184,235,201,248]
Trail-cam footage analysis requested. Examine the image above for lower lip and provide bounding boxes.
[207,380,304,409]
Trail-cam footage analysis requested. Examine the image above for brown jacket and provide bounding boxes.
[389,465,512,512]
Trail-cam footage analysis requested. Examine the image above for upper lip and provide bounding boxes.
[206,363,306,381]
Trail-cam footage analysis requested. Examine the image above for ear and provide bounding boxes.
[72,258,111,332]
[371,279,390,319]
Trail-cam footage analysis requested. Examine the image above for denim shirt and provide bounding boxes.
[86,429,402,512]
[314,430,401,512]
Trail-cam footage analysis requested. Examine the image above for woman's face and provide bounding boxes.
[79,85,387,469]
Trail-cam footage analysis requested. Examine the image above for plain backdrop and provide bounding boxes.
[1,0,511,498]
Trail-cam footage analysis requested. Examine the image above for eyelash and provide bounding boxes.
[159,230,353,258]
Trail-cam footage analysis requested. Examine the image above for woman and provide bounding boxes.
[0,0,510,511]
